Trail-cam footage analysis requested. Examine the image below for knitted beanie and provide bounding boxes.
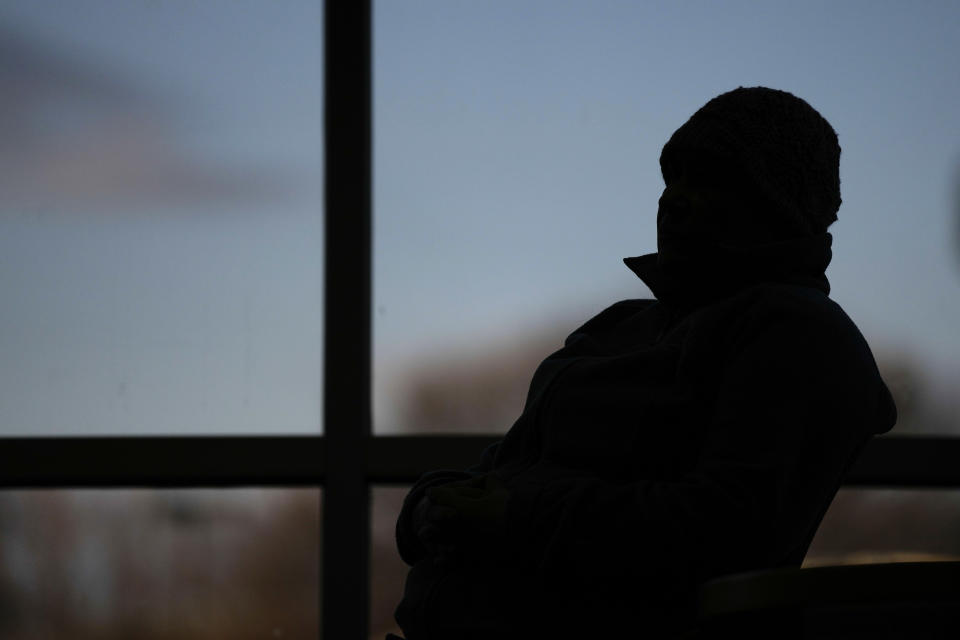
[660,87,841,235]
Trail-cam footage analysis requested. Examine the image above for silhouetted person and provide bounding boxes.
[390,87,897,640]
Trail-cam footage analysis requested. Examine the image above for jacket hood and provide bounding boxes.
[624,232,833,310]
[625,231,898,438]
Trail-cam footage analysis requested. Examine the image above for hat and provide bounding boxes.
[660,87,841,235]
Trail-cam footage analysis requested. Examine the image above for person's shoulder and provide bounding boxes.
[567,298,657,337]
[588,298,658,324]
[725,282,870,351]
[603,298,659,314]
[720,283,896,434]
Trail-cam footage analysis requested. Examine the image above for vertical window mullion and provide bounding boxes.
[323,1,372,639]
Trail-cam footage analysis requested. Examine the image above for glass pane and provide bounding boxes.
[0,488,320,637]
[0,1,324,434]
[806,488,960,566]
[370,486,411,639]
[373,1,960,434]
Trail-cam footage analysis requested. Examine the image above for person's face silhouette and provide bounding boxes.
[656,150,775,271]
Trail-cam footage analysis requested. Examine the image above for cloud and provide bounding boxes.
[0,26,306,217]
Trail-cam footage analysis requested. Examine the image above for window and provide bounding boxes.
[2,3,959,639]
[0,489,321,638]
[0,0,325,436]
[372,1,960,437]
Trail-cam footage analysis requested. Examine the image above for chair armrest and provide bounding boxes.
[698,561,960,620]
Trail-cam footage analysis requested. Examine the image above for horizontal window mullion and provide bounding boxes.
[366,435,498,484]
[0,434,957,488]
[0,436,326,487]
[364,434,960,489]
[843,435,960,488]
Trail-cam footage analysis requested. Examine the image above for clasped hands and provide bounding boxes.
[414,473,509,565]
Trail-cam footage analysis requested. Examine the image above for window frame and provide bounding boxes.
[1,2,959,638]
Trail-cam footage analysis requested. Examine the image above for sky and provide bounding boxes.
[1,0,959,434]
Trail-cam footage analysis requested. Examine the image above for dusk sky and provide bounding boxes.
[1,1,959,434]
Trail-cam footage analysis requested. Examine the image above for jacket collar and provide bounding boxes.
[623,232,833,310]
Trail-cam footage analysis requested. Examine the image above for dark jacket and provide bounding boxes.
[394,233,897,639]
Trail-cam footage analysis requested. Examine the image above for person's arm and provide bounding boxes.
[500,295,890,596]
[395,440,501,565]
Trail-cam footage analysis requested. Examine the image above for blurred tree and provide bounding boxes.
[874,351,923,433]
[955,156,960,271]
[399,324,569,434]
